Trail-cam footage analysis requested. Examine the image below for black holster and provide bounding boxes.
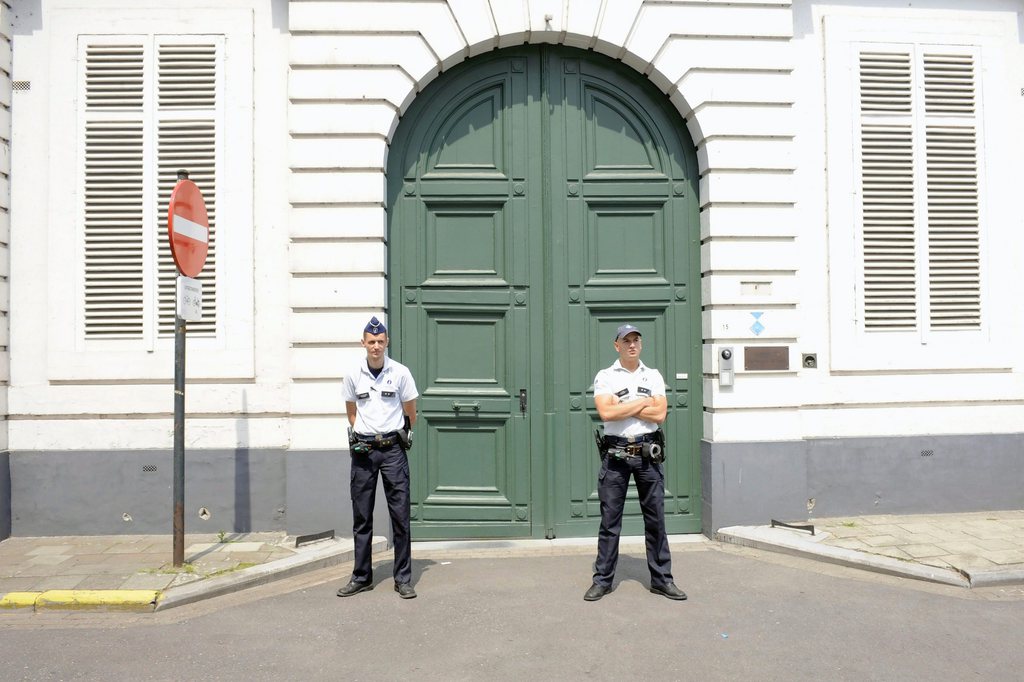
[348,427,371,455]
[399,416,413,451]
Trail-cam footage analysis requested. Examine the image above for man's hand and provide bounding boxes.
[636,395,668,424]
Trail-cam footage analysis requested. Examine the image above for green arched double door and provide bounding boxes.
[387,46,702,539]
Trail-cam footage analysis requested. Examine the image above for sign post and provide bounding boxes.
[167,169,210,567]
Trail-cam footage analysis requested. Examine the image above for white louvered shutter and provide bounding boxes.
[80,37,221,343]
[81,43,147,339]
[923,53,980,330]
[156,40,219,337]
[856,47,982,334]
[858,51,916,330]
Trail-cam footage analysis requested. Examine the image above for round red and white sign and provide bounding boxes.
[167,179,210,278]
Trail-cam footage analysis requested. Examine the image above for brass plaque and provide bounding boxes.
[744,346,789,371]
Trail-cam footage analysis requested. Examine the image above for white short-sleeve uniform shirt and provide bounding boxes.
[592,359,666,437]
[342,356,419,435]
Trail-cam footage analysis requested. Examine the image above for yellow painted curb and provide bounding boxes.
[0,592,42,609]
[34,590,160,611]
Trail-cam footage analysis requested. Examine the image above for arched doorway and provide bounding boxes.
[388,46,701,539]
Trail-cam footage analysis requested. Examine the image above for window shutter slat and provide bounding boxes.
[860,120,918,330]
[926,126,980,329]
[83,44,146,339]
[158,44,217,108]
[859,52,912,113]
[83,121,145,337]
[85,45,145,110]
[924,51,979,330]
[157,122,217,337]
[858,51,918,330]
[157,42,218,337]
[923,53,975,115]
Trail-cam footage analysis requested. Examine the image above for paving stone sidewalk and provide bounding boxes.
[0,533,298,594]
[814,510,1024,573]
[718,510,1024,588]
[0,531,376,611]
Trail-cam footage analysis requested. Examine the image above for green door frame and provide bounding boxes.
[387,46,702,540]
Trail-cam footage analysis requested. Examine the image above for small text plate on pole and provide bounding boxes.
[167,178,209,277]
[176,276,203,321]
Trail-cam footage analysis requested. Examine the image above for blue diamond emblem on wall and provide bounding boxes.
[750,312,764,336]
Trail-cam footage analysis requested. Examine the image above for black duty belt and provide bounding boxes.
[608,446,644,460]
[354,432,401,449]
[607,434,657,446]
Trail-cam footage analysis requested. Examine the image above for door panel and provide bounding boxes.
[428,87,506,170]
[424,207,507,281]
[388,47,701,539]
[585,203,669,283]
[391,53,536,539]
[550,51,701,537]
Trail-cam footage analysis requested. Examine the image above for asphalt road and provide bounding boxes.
[2,544,1022,681]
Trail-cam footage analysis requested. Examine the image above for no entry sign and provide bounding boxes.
[167,179,210,277]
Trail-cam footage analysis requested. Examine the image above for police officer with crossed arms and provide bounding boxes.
[337,316,420,599]
[584,323,687,602]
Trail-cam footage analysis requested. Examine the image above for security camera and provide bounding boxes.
[719,347,735,387]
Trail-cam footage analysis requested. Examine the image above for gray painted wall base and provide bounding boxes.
[11,435,1021,539]
[285,449,391,546]
[701,440,807,536]
[702,434,1024,535]
[9,449,288,536]
[1,451,10,540]
[7,448,393,544]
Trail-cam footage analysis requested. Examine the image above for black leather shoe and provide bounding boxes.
[583,583,610,601]
[336,580,373,597]
[650,582,687,600]
[394,582,417,599]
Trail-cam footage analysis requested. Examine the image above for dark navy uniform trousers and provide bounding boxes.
[593,454,673,589]
[350,442,412,586]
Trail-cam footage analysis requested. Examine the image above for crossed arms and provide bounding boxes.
[594,394,667,424]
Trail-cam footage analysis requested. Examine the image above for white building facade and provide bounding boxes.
[2,0,1022,539]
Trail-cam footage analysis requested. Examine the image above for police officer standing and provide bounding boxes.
[584,324,687,602]
[337,316,420,599]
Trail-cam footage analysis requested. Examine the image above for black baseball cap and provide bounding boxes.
[614,324,641,341]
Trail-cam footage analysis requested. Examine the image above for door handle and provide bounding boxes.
[452,401,480,412]
[519,389,527,414]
